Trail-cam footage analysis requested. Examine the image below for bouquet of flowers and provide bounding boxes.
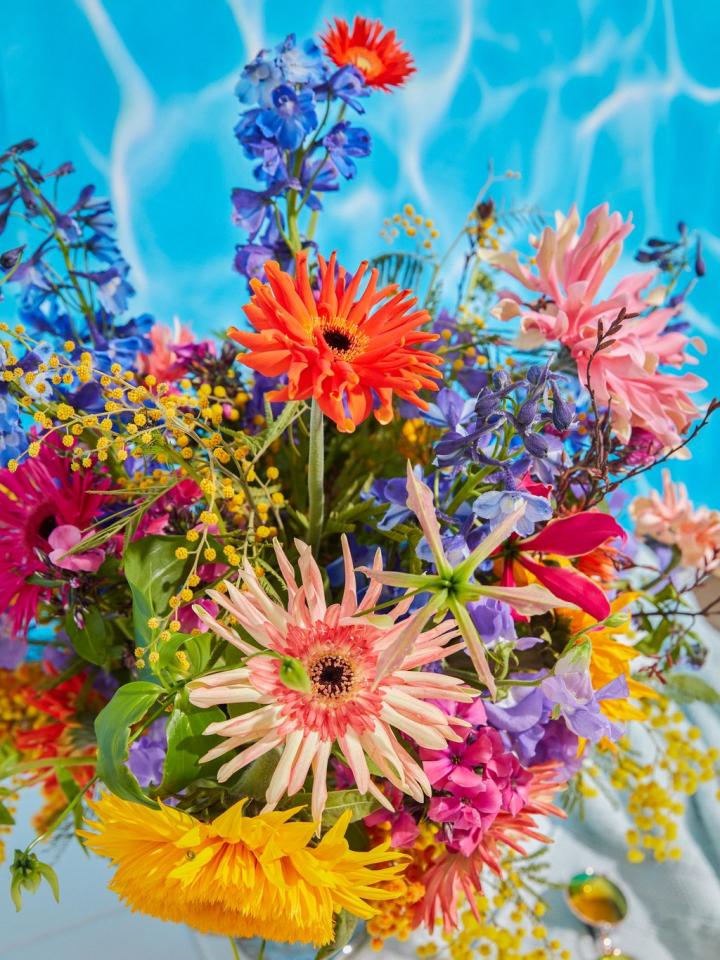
[1,15,718,960]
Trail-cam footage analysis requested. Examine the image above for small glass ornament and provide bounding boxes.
[566,870,635,960]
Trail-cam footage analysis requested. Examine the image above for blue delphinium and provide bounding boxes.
[435,363,575,478]
[231,34,373,286]
[0,139,153,453]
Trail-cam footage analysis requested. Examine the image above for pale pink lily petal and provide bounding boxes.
[405,461,451,574]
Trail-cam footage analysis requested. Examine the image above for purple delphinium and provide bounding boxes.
[127,717,167,788]
[323,122,371,179]
[257,84,318,150]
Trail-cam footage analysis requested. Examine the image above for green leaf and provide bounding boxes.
[315,910,358,960]
[157,632,214,678]
[281,789,380,827]
[95,681,163,807]
[234,749,279,800]
[160,700,225,796]
[663,674,720,705]
[123,535,191,644]
[64,607,112,667]
[0,800,14,826]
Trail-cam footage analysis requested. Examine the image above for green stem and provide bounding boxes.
[307,398,325,555]
[257,940,267,960]
[27,775,98,854]
[228,938,241,960]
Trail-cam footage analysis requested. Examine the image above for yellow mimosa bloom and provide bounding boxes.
[82,793,404,946]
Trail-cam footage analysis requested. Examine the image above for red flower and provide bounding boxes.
[321,17,415,91]
[231,251,441,432]
[501,511,626,621]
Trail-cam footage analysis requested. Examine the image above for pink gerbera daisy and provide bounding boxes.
[188,537,476,821]
[0,434,109,633]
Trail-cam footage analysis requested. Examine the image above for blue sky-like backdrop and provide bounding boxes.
[1,0,718,501]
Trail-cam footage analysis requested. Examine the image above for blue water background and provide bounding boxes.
[1,0,718,502]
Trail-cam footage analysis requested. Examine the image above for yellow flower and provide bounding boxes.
[81,793,404,946]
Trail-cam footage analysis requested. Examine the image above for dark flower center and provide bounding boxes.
[36,514,58,541]
[324,329,353,353]
[310,654,355,699]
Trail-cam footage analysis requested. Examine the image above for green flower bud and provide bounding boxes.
[9,849,60,912]
[278,656,312,694]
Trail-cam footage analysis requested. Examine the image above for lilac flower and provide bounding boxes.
[541,641,627,743]
[323,122,371,179]
[467,597,516,647]
[484,684,582,778]
[127,717,167,788]
[0,614,27,668]
[257,84,318,150]
[472,487,552,538]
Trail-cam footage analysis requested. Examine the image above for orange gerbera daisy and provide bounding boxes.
[230,251,442,432]
[321,17,415,91]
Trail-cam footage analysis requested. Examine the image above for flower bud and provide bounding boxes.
[550,383,575,431]
[9,850,60,912]
[522,431,549,458]
[278,656,312,694]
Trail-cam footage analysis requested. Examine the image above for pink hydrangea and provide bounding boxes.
[630,469,720,572]
[484,203,706,449]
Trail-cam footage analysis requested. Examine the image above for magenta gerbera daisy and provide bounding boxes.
[0,434,109,633]
[188,537,476,821]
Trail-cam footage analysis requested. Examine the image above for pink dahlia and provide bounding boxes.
[484,203,706,448]
[0,435,110,633]
[188,537,475,821]
[630,469,720,572]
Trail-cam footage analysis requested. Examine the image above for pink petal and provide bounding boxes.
[519,555,610,621]
[519,511,626,557]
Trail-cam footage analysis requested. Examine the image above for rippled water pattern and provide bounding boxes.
[1,0,718,500]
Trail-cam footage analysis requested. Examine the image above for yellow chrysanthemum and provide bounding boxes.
[562,592,657,722]
[81,793,405,946]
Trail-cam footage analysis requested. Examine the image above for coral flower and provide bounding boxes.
[230,250,441,432]
[0,434,110,633]
[82,793,404,946]
[630,469,720,572]
[188,536,475,820]
[322,17,415,91]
